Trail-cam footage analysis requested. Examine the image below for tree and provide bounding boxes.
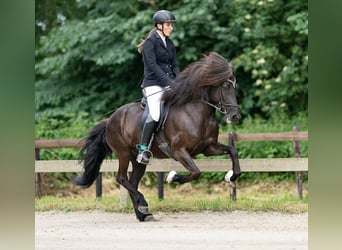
[35,0,151,124]
[35,0,84,44]
[222,0,308,118]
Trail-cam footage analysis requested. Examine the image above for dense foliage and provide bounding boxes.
[35,0,307,136]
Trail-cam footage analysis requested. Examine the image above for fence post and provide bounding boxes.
[35,148,42,198]
[96,173,102,199]
[157,172,164,200]
[228,131,237,201]
[119,185,129,208]
[293,125,303,199]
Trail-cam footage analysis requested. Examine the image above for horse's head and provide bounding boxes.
[208,75,241,124]
[195,52,240,124]
[163,51,241,124]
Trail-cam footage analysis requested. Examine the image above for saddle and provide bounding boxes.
[139,97,171,157]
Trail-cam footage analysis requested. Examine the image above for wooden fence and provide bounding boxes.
[35,126,308,201]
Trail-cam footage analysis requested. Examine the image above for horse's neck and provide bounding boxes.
[186,101,215,122]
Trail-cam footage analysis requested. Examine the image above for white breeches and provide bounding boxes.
[143,86,167,122]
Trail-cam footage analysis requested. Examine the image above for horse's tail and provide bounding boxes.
[71,120,112,188]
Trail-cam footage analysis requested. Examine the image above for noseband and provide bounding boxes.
[204,79,240,115]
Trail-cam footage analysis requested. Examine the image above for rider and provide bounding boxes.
[136,10,180,164]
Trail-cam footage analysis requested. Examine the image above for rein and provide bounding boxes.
[204,82,240,114]
[204,101,239,114]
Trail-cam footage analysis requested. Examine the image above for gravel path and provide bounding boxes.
[35,211,307,250]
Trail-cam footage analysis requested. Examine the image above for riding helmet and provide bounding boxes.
[153,10,176,26]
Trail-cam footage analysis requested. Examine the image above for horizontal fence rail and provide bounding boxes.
[219,131,308,142]
[35,158,308,173]
[35,129,308,201]
[35,131,308,149]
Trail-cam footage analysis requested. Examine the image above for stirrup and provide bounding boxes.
[136,150,153,164]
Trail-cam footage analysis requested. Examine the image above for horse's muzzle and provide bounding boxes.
[224,112,241,124]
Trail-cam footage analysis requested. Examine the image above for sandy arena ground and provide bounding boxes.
[35,210,307,250]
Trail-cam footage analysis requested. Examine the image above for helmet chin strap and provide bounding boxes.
[157,23,168,37]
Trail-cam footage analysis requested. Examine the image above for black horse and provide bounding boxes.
[72,52,241,221]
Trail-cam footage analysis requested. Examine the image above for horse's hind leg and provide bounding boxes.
[167,148,201,184]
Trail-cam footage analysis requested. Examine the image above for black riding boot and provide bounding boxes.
[136,120,157,164]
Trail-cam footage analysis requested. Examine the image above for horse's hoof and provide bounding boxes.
[143,214,155,222]
[136,206,155,222]
[166,170,177,183]
[136,214,151,222]
[224,170,234,182]
[137,213,155,222]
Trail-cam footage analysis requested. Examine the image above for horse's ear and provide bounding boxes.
[227,75,236,88]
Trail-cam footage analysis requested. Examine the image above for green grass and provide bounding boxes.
[35,180,308,214]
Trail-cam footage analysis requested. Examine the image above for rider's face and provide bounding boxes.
[158,22,174,36]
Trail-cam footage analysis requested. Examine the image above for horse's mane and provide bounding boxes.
[162,51,234,105]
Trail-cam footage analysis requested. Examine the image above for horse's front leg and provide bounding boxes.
[203,143,241,182]
[224,144,241,182]
[166,148,201,184]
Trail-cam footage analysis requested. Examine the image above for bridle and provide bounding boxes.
[204,77,240,115]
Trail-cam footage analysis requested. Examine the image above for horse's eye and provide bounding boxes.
[223,81,229,88]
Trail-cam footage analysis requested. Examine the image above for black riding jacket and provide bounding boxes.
[141,31,180,88]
